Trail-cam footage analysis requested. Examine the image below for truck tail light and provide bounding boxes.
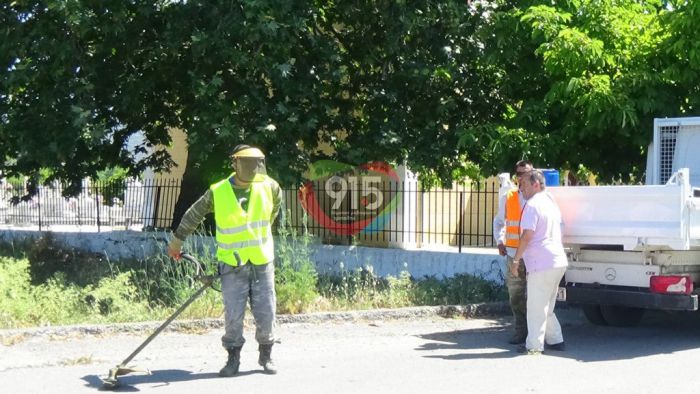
[649,275,693,295]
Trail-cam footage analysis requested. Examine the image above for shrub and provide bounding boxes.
[412,273,508,305]
[0,230,507,328]
[93,166,130,206]
[0,256,33,328]
[24,234,106,286]
[316,266,414,310]
[0,256,154,328]
[0,234,224,327]
[274,213,320,314]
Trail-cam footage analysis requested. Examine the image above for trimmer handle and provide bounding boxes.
[179,252,243,286]
[179,253,211,284]
[180,253,204,271]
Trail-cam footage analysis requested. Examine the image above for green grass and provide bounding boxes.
[316,267,506,311]
[0,256,156,328]
[0,234,224,329]
[0,231,506,329]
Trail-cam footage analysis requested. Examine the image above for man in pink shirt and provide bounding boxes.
[511,170,568,355]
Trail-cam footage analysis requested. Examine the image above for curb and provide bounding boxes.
[0,302,510,341]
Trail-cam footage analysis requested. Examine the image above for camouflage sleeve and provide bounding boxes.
[270,179,285,225]
[173,189,214,242]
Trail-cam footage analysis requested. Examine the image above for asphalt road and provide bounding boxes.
[2,307,700,394]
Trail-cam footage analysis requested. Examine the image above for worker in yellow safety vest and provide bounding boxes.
[493,160,533,345]
[168,144,283,377]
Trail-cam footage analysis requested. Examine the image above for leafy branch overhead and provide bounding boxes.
[477,0,697,181]
[1,0,698,196]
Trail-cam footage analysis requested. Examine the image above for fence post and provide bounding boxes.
[347,180,352,245]
[458,190,464,253]
[37,187,42,232]
[95,183,101,232]
[153,185,162,228]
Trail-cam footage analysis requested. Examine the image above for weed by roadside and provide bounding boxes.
[0,231,506,329]
[0,235,221,329]
[317,266,506,311]
[275,213,320,314]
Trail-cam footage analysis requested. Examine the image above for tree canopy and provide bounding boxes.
[2,0,699,203]
[470,0,699,181]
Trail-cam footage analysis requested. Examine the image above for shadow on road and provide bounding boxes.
[416,316,522,360]
[416,308,700,362]
[81,368,264,391]
[551,309,700,363]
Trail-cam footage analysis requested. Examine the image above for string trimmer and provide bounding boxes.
[101,252,240,390]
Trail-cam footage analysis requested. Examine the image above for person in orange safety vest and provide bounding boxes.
[493,160,533,344]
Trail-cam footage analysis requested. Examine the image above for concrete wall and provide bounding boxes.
[313,244,504,283]
[0,230,170,261]
[0,230,506,284]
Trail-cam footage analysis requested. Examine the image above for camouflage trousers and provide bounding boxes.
[505,255,527,338]
[220,262,277,349]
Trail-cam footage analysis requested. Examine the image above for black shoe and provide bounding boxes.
[508,334,527,345]
[516,345,542,355]
[544,341,566,351]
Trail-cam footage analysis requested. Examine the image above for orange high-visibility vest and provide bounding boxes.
[504,188,522,248]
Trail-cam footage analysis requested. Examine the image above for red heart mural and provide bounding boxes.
[298,161,401,236]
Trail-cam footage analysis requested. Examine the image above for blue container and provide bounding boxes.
[541,169,560,186]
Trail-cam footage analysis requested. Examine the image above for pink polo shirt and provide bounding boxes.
[520,191,568,273]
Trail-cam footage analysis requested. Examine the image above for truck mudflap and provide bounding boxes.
[564,285,699,311]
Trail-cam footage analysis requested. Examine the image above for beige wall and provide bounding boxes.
[152,128,188,228]
[415,176,499,247]
[155,128,189,180]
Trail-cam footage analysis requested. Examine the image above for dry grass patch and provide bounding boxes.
[1,333,28,346]
[59,355,95,366]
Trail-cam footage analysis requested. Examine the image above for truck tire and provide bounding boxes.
[582,304,608,326]
[599,305,645,327]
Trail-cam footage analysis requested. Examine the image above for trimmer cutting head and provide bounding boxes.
[101,365,150,390]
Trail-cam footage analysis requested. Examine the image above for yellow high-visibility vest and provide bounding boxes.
[504,188,522,248]
[211,173,275,266]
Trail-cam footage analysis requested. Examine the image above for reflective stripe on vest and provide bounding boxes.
[504,188,522,248]
[217,237,270,250]
[216,220,270,235]
[211,174,275,266]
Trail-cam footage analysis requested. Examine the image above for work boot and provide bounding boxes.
[219,346,242,377]
[258,344,277,375]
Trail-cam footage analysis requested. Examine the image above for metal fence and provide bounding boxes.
[287,179,499,251]
[0,178,499,250]
[0,178,182,232]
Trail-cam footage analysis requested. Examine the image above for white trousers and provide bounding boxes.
[525,266,566,351]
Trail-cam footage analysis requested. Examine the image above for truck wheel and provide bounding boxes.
[599,305,645,327]
[582,304,608,326]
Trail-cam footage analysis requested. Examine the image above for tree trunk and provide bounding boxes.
[170,150,218,232]
[171,170,208,231]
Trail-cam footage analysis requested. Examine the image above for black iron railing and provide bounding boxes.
[287,180,499,251]
[0,178,499,250]
[0,179,182,232]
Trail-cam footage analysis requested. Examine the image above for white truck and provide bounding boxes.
[548,117,700,326]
